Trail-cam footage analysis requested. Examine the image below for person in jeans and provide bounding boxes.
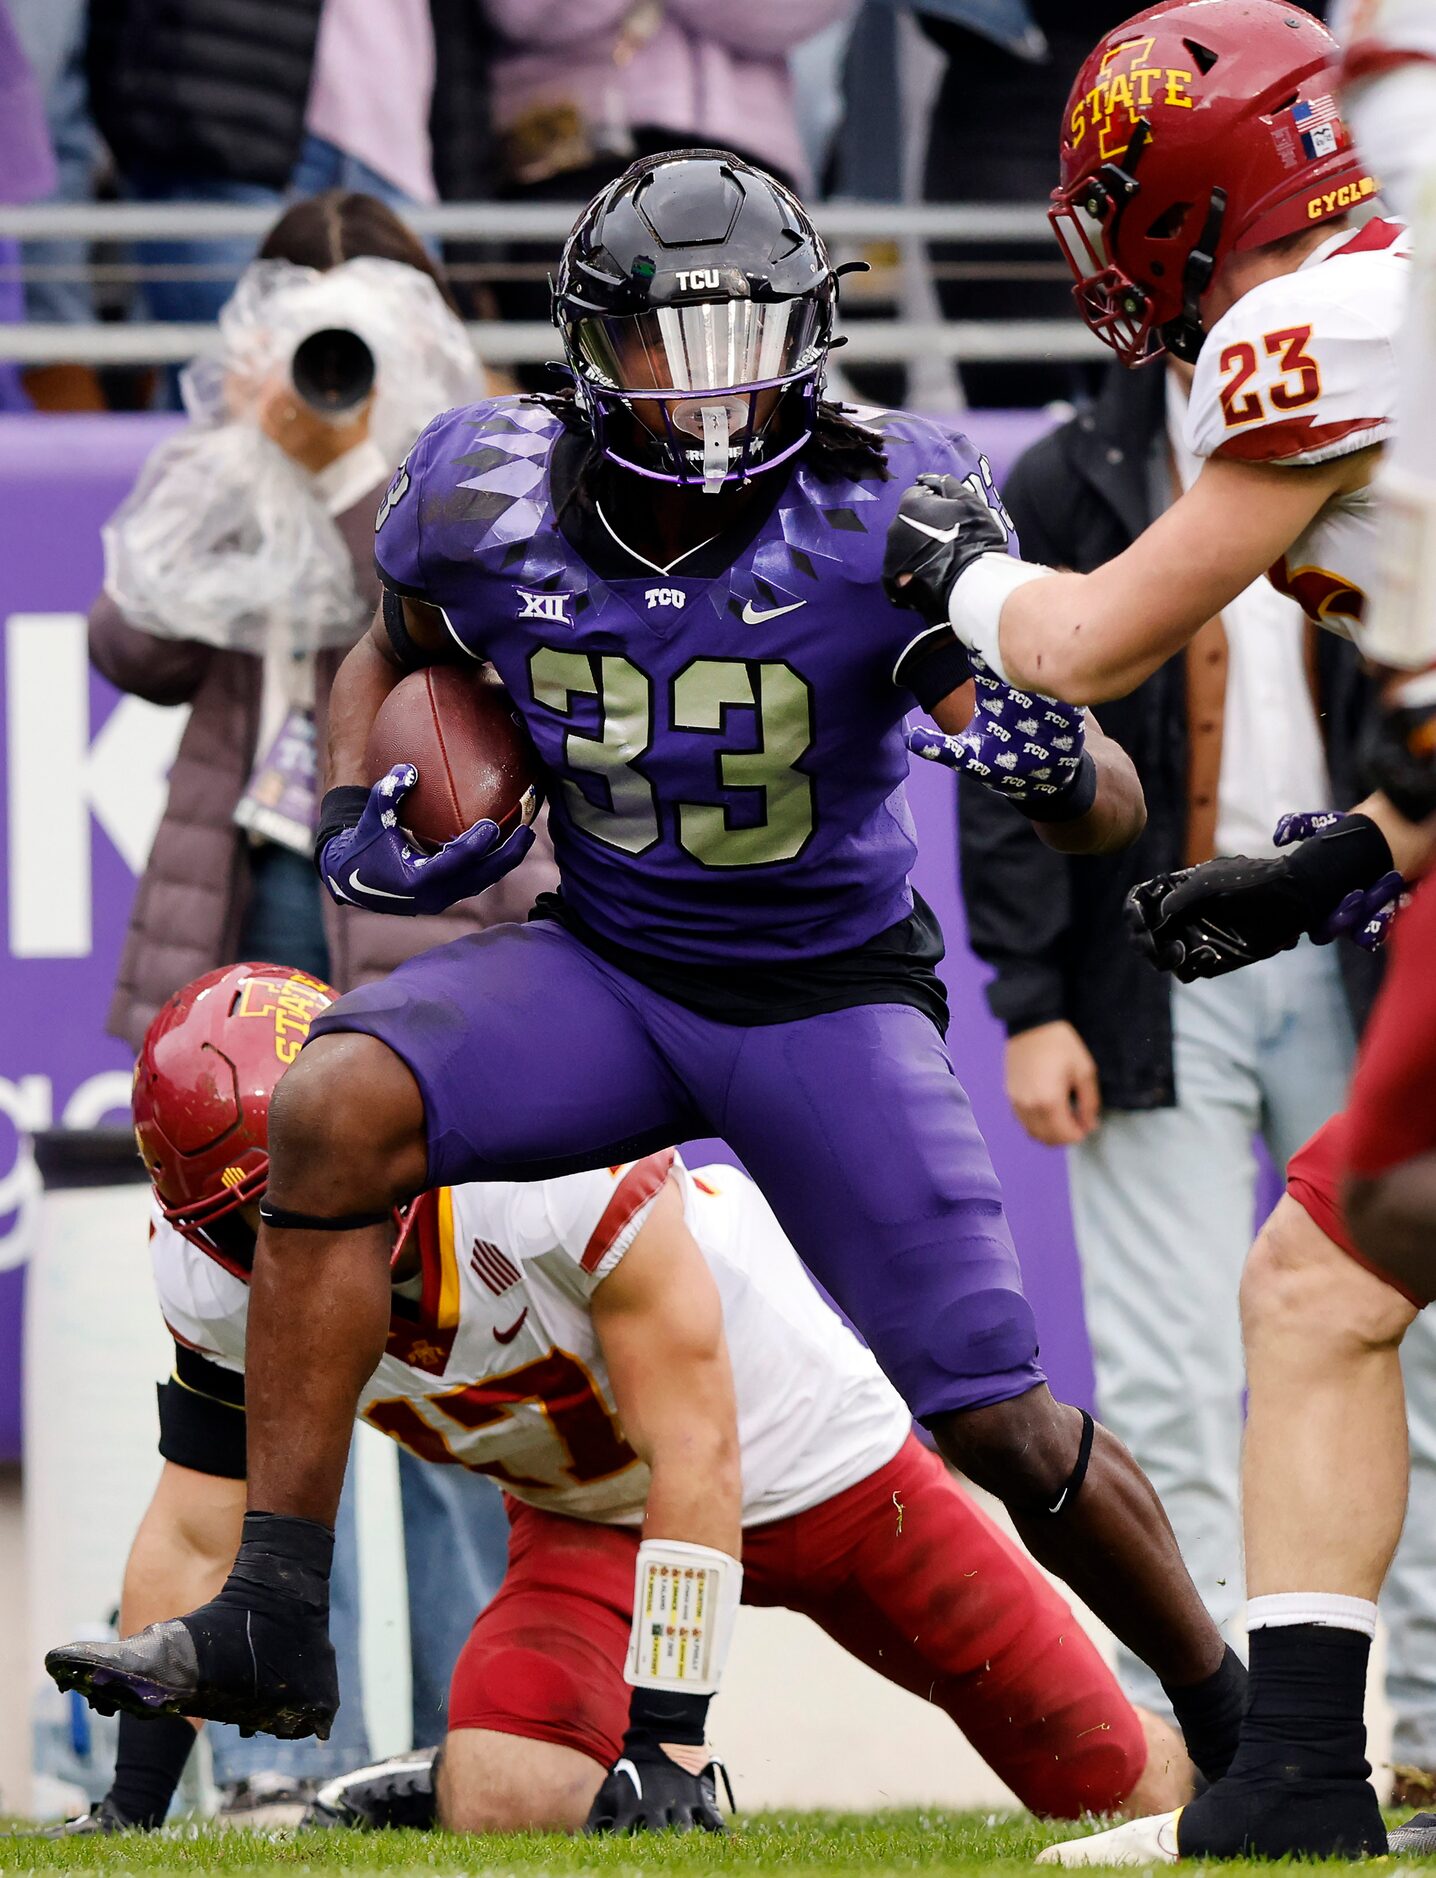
[955,355,1436,1800]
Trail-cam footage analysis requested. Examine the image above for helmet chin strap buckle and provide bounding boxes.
[700,402,733,495]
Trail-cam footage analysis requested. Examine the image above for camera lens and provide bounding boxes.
[291,327,375,415]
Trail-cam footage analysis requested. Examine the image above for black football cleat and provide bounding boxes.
[1387,1810,1436,1855]
[302,1747,440,1830]
[47,1604,337,1741]
[25,1796,133,1838]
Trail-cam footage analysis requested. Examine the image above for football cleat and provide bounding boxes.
[302,1748,439,1831]
[47,1605,336,1740]
[1387,1810,1436,1855]
[28,1796,133,1838]
[1037,1808,1181,1865]
[217,1773,321,1830]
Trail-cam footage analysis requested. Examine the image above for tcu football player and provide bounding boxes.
[884,0,1436,1863]
[52,150,1252,1796]
[45,965,1188,1834]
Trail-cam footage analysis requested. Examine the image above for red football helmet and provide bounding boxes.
[133,962,337,1277]
[1050,0,1378,365]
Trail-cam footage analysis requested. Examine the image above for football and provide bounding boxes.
[364,666,542,850]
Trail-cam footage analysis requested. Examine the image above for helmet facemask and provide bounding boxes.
[562,285,835,492]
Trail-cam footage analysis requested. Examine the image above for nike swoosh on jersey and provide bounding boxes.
[348,869,415,901]
[740,598,806,625]
[900,514,964,544]
[492,1307,528,1345]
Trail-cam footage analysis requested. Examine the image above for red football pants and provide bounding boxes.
[1286,875,1436,1308]
[448,1433,1146,1818]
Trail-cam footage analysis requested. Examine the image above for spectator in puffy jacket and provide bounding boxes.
[87,187,534,1816]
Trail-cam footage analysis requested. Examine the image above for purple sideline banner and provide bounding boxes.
[0,407,1092,1468]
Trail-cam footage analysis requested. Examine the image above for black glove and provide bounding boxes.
[586,1687,730,1834]
[882,472,1011,625]
[1363,681,1436,824]
[1125,813,1395,982]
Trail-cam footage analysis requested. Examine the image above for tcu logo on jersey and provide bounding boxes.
[646,587,686,610]
[673,268,721,292]
[518,590,572,625]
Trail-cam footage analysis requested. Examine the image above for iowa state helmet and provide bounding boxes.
[133,962,336,1276]
[1050,1,1376,365]
[553,148,843,491]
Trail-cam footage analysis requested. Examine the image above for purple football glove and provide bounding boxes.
[1273,811,1407,952]
[907,660,1087,807]
[319,763,535,917]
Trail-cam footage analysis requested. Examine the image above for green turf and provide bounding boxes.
[0,1811,1405,1875]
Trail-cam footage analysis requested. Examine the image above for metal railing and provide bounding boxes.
[0,199,1102,368]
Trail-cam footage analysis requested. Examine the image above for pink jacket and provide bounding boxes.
[484,0,851,191]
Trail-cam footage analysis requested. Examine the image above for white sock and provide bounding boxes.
[1247,1592,1378,1639]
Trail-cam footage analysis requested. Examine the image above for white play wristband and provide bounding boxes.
[947,553,1055,684]
[625,1539,743,1695]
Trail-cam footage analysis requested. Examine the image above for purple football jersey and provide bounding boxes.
[374,397,1003,963]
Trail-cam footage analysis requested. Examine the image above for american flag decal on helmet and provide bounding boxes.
[1291,96,1345,162]
[470,1238,521,1295]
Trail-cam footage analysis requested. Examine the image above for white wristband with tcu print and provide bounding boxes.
[625,1539,744,1696]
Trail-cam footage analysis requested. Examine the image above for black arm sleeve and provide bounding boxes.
[894,626,974,711]
[156,1343,247,1479]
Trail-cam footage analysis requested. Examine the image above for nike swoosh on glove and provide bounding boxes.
[1273,812,1407,952]
[907,658,1091,814]
[882,471,1012,625]
[586,1748,729,1835]
[319,763,535,917]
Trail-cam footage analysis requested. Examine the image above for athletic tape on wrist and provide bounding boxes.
[625,1539,743,1696]
[947,555,1054,686]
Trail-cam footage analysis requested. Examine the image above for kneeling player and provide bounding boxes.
[46,965,1187,1835]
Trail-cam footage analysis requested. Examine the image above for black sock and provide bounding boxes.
[182,1511,336,1702]
[1232,1623,1371,1783]
[108,1711,196,1828]
[1177,1625,1383,1857]
[1163,1642,1247,1783]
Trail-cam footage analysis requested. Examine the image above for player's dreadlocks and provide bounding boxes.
[525,388,890,488]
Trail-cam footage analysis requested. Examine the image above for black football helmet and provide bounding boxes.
[553,149,841,492]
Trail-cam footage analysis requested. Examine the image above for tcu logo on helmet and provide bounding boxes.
[673,268,721,292]
[518,590,572,624]
[646,587,686,610]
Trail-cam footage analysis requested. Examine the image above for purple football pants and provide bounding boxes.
[310,920,1044,1424]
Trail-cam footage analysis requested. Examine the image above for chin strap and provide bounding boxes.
[1164,186,1227,363]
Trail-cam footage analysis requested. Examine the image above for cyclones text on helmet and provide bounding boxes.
[1050,0,1377,366]
[132,962,336,1276]
[553,149,844,492]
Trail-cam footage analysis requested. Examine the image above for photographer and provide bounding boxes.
[84,191,547,1825]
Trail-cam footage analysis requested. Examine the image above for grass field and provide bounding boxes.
[0,1810,1412,1876]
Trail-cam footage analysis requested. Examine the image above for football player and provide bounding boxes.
[883,0,1436,1862]
[66,148,1257,1795]
[45,965,1189,1834]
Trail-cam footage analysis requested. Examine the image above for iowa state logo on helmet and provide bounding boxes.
[1067,36,1195,164]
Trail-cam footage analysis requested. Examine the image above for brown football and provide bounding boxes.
[365,666,541,850]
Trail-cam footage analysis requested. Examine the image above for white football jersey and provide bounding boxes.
[1186,218,1410,646]
[151,1154,911,1528]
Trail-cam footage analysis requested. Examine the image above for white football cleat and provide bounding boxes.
[1037,1808,1182,1866]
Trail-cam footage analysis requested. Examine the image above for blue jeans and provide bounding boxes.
[126,135,414,329]
[398,1453,509,1746]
